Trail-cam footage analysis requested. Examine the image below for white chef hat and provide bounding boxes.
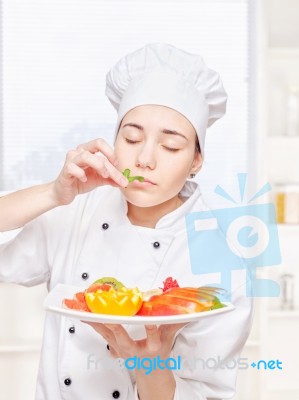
[105,43,227,156]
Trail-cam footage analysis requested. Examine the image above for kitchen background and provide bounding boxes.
[0,0,298,399]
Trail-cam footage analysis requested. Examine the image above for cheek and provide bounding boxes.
[114,142,133,168]
[164,174,187,197]
[113,137,123,154]
[161,151,194,178]
[157,157,191,197]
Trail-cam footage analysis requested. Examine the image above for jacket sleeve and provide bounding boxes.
[0,206,65,287]
[171,281,253,400]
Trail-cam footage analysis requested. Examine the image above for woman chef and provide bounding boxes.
[0,43,252,400]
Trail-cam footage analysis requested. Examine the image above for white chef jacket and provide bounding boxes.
[0,181,253,400]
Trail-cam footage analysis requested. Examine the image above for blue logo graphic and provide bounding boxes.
[185,174,281,299]
[124,355,181,375]
[251,359,283,370]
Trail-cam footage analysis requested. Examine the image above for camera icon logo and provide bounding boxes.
[185,174,281,299]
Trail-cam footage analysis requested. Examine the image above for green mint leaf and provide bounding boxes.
[128,176,144,182]
[132,176,145,182]
[210,296,226,310]
[122,169,144,183]
[122,169,131,178]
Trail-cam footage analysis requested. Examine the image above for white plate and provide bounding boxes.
[44,284,235,325]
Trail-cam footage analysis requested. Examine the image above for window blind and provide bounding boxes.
[0,0,249,207]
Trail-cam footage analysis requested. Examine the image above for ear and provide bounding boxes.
[190,150,203,174]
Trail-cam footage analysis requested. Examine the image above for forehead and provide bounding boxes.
[121,105,196,135]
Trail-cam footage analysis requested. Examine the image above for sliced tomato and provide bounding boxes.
[163,287,201,297]
[164,287,218,302]
[137,301,189,316]
[75,291,87,303]
[86,283,112,293]
[137,286,219,316]
[149,294,208,312]
[63,291,90,312]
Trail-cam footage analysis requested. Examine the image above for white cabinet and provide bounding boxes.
[234,1,299,399]
[0,228,48,399]
[0,283,47,399]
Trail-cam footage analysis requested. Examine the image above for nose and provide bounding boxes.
[135,142,156,170]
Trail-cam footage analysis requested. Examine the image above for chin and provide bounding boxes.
[125,196,161,208]
[120,190,166,208]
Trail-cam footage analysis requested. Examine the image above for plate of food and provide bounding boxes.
[43,276,235,325]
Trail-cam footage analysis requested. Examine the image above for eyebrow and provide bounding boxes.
[122,123,188,141]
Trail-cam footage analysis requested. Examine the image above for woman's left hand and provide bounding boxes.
[84,322,187,360]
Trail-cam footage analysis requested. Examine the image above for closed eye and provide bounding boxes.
[125,138,140,144]
[125,138,179,151]
[163,146,180,152]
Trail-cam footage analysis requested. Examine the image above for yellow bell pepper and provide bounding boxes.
[84,286,143,316]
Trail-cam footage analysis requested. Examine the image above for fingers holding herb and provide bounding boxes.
[52,139,128,206]
[76,138,118,166]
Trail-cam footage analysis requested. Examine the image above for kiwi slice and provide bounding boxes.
[93,277,125,290]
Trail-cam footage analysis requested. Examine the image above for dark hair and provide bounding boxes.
[195,136,201,154]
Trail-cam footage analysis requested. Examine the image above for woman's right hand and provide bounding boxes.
[51,138,128,206]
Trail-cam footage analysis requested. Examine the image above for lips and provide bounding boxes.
[129,173,156,185]
[142,178,156,185]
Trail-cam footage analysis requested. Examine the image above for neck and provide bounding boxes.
[127,195,183,228]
